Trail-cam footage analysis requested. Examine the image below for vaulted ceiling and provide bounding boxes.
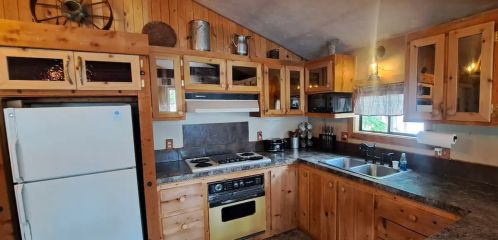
[195,0,498,60]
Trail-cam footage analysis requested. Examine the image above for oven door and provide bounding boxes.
[209,195,266,240]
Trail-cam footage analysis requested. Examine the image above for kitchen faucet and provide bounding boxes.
[359,143,394,166]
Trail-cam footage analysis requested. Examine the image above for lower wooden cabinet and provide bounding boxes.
[298,168,310,231]
[337,181,357,240]
[270,166,298,235]
[309,172,338,240]
[162,209,205,240]
[376,218,426,240]
[354,188,375,240]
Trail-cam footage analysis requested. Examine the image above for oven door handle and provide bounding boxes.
[209,191,265,208]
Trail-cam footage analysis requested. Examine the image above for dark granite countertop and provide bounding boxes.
[156,149,498,240]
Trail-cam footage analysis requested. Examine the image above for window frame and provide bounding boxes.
[359,115,419,137]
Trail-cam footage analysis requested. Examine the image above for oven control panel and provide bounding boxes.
[208,174,264,194]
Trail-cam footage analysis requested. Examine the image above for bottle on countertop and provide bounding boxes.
[399,153,408,171]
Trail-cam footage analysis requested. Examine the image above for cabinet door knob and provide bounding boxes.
[221,83,226,88]
[327,84,330,88]
[178,111,184,116]
[179,196,186,202]
[341,187,345,192]
[228,83,233,89]
[432,109,440,116]
[408,214,417,222]
[329,183,333,188]
[303,173,307,177]
[447,108,456,116]
[181,224,188,230]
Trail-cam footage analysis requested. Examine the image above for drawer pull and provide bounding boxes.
[408,214,418,222]
[329,183,333,188]
[181,224,188,230]
[341,187,345,192]
[179,196,186,203]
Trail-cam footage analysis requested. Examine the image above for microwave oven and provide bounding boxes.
[307,93,353,114]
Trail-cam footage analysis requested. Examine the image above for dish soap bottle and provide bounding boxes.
[399,153,408,171]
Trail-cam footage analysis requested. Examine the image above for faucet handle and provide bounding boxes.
[381,152,395,166]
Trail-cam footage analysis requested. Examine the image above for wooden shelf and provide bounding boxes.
[306,112,354,119]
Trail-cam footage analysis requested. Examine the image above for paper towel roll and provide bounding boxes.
[416,131,457,148]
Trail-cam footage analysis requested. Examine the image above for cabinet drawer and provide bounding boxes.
[159,183,204,218]
[376,217,426,240]
[162,209,204,240]
[376,196,454,236]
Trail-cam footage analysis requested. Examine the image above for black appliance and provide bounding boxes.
[264,138,284,152]
[307,92,353,114]
[267,49,279,59]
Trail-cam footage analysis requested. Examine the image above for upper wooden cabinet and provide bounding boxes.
[149,53,185,120]
[74,52,141,90]
[305,54,355,93]
[183,55,227,91]
[446,22,495,122]
[286,66,305,115]
[0,47,142,91]
[0,47,76,90]
[263,63,286,116]
[227,60,262,92]
[405,34,445,121]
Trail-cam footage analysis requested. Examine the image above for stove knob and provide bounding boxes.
[214,184,223,192]
[234,182,239,188]
[239,181,244,187]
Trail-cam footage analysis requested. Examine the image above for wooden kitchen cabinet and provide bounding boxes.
[227,60,262,92]
[298,168,310,231]
[376,218,426,240]
[73,52,141,90]
[354,188,375,240]
[309,172,323,239]
[405,34,445,121]
[162,209,205,240]
[263,63,287,116]
[270,166,298,235]
[0,47,76,90]
[337,181,356,240]
[309,172,338,240]
[446,21,495,122]
[285,66,305,115]
[149,52,185,120]
[305,54,355,93]
[183,55,227,91]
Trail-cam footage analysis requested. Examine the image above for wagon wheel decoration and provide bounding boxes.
[30,0,114,30]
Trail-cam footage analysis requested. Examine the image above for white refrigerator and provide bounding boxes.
[4,105,144,240]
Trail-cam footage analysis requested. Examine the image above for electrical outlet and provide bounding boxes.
[341,132,348,142]
[166,139,174,150]
[257,131,263,141]
[435,148,451,159]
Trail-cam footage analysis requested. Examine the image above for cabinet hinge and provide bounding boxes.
[141,79,145,88]
[374,200,378,209]
[180,59,184,67]
[140,59,143,68]
[181,80,185,87]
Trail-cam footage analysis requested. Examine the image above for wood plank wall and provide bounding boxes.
[0,0,303,61]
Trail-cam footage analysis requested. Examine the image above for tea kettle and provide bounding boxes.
[232,34,250,56]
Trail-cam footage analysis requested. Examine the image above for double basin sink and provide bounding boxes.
[319,157,407,179]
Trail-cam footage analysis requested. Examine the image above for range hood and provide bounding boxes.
[185,93,259,113]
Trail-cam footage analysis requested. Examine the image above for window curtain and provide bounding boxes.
[354,83,404,116]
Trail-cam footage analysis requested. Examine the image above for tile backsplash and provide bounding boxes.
[156,122,263,163]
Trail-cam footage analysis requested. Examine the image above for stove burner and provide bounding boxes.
[218,157,247,164]
[239,152,255,157]
[190,158,210,163]
[195,162,213,168]
[247,156,264,161]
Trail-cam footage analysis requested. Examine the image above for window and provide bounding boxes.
[360,115,424,136]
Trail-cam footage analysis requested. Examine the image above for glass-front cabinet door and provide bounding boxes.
[74,52,141,91]
[0,47,76,90]
[446,22,494,122]
[264,64,286,115]
[405,34,445,121]
[285,66,305,115]
[150,53,184,120]
[227,60,262,92]
[305,60,333,92]
[183,55,226,91]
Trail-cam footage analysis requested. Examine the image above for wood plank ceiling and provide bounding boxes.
[195,0,498,60]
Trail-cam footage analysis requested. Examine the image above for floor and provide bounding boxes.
[266,229,312,240]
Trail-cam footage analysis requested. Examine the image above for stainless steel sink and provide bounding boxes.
[349,164,406,179]
[319,157,408,179]
[319,157,368,169]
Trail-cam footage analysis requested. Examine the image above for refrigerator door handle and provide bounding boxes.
[15,185,32,240]
[10,138,23,182]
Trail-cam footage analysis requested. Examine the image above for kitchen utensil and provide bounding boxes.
[298,123,306,131]
[267,49,279,59]
[142,21,177,47]
[188,20,210,51]
[300,131,307,138]
[300,139,307,148]
[307,139,313,147]
[290,137,299,149]
[307,130,313,139]
[306,122,313,130]
[232,34,251,56]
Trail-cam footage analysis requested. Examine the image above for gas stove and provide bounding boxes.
[185,152,271,173]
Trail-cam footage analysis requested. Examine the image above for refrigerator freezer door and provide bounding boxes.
[4,105,136,183]
[15,168,143,240]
